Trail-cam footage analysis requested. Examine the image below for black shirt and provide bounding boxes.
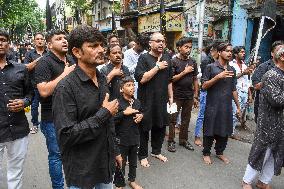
[114,97,141,146]
[24,48,48,87]
[100,63,130,100]
[0,59,33,143]
[202,61,237,137]
[52,67,118,188]
[34,51,74,121]
[172,56,198,100]
[135,52,172,131]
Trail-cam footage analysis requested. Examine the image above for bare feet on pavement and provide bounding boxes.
[203,156,212,165]
[216,155,230,164]
[194,137,202,147]
[140,158,150,168]
[256,180,272,189]
[129,181,144,189]
[151,154,168,162]
[242,181,253,189]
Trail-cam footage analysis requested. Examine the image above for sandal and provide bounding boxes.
[151,153,168,162]
[140,158,150,168]
[30,126,38,134]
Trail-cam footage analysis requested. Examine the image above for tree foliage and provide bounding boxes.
[0,0,45,41]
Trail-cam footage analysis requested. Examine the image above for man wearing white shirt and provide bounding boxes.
[229,46,253,138]
[123,35,148,97]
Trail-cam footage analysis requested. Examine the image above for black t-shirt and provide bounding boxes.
[35,51,74,121]
[100,63,130,100]
[172,56,198,100]
[24,49,48,87]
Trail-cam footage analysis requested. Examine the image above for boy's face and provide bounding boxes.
[178,42,192,57]
[121,81,135,97]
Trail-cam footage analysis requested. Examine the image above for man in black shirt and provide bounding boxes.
[24,32,47,134]
[52,25,122,189]
[251,41,284,123]
[35,30,75,189]
[100,45,130,100]
[135,32,173,167]
[202,43,241,165]
[168,37,198,152]
[0,29,33,189]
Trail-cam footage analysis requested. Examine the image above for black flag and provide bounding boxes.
[261,0,277,38]
[46,0,53,31]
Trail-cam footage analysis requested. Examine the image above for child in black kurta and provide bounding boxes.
[114,76,144,189]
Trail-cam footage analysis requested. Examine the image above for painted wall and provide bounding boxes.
[231,0,248,46]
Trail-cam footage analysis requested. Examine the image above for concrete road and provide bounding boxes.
[1,113,283,189]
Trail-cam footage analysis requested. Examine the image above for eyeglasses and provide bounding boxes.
[150,39,165,44]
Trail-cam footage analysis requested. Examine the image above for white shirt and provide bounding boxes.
[229,59,251,93]
[123,48,146,77]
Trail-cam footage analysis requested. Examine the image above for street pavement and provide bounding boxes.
[1,112,284,189]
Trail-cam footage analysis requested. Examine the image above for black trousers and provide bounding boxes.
[138,126,166,160]
[119,144,138,182]
[202,135,228,156]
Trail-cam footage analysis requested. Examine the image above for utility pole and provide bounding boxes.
[160,0,166,35]
[197,0,205,65]
[112,0,116,32]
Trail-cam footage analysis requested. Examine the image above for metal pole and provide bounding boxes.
[112,0,116,32]
[197,0,205,65]
[160,0,166,35]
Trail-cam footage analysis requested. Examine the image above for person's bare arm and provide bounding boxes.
[202,70,234,90]
[37,64,75,98]
[140,61,168,84]
[168,82,173,105]
[172,65,194,83]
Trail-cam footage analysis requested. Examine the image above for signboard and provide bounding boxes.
[186,14,214,38]
[138,12,185,33]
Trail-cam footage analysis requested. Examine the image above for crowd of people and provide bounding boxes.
[0,25,283,189]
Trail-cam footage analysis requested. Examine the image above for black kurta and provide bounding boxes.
[202,61,237,137]
[134,52,172,131]
[248,67,284,176]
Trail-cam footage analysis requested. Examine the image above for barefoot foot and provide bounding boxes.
[242,181,253,189]
[151,153,168,162]
[129,181,144,189]
[140,158,150,168]
[216,155,230,164]
[203,156,212,165]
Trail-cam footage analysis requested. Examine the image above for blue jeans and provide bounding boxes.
[232,90,248,134]
[40,121,64,189]
[31,88,40,126]
[69,182,113,189]
[194,91,207,137]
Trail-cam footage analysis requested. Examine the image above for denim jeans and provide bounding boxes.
[31,88,40,126]
[194,91,207,137]
[69,182,113,189]
[232,90,248,134]
[40,121,64,189]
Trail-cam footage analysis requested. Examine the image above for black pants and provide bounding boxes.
[138,126,166,160]
[119,145,138,182]
[202,135,228,156]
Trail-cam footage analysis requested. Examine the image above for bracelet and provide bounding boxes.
[156,64,160,70]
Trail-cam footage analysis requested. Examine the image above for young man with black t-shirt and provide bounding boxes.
[135,32,173,167]
[167,37,199,152]
[35,30,75,189]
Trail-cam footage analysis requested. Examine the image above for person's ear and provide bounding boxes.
[72,47,81,60]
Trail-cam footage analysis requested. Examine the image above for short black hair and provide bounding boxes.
[45,29,66,43]
[217,43,232,52]
[108,34,118,43]
[176,37,193,48]
[25,42,31,47]
[120,76,135,89]
[233,46,245,55]
[34,32,44,38]
[271,40,284,52]
[68,25,105,60]
[105,44,121,56]
[135,34,150,50]
[0,29,10,41]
